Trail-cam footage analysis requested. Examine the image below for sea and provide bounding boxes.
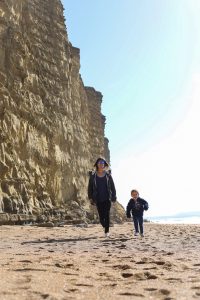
[147,215,200,224]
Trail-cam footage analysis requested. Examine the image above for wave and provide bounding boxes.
[148,215,200,224]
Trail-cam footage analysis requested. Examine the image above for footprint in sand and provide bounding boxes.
[159,289,171,296]
[133,272,158,280]
[98,272,107,276]
[18,260,32,263]
[116,244,127,249]
[29,291,50,299]
[64,272,78,276]
[106,283,117,287]
[143,267,157,270]
[121,272,133,278]
[67,288,79,292]
[149,289,172,300]
[102,259,109,262]
[75,283,93,287]
[135,261,148,265]
[162,262,173,270]
[165,252,174,256]
[55,262,74,268]
[118,292,144,297]
[165,277,182,283]
[152,260,165,266]
[113,264,131,270]
[194,292,200,296]
[15,268,46,272]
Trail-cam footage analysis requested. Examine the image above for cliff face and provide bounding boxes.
[0,0,125,224]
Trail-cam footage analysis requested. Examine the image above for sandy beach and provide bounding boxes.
[0,222,200,300]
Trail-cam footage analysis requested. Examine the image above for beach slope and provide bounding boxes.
[0,223,200,299]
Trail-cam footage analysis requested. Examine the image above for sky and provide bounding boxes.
[62,0,200,217]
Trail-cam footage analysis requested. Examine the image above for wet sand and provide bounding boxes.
[0,222,200,300]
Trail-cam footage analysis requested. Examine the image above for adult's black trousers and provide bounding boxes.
[96,201,111,234]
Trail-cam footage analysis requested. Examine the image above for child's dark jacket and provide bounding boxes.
[126,197,149,217]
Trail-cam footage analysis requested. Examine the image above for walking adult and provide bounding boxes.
[88,157,117,237]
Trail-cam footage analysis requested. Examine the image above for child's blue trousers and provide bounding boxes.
[132,215,143,234]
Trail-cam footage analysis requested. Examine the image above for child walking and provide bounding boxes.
[126,189,149,237]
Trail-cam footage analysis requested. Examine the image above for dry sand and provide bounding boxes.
[0,222,200,300]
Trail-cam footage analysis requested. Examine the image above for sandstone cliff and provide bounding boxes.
[0,0,125,225]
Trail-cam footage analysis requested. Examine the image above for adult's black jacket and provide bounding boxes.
[88,171,116,203]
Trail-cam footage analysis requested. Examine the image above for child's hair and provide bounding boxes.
[131,189,139,195]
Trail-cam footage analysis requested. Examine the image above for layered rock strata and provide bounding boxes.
[0,0,125,224]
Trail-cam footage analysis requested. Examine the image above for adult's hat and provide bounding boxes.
[94,157,109,168]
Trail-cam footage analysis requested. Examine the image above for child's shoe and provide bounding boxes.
[105,232,110,238]
[134,232,139,236]
[140,233,144,238]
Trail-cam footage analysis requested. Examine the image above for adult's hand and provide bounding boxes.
[90,199,95,206]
